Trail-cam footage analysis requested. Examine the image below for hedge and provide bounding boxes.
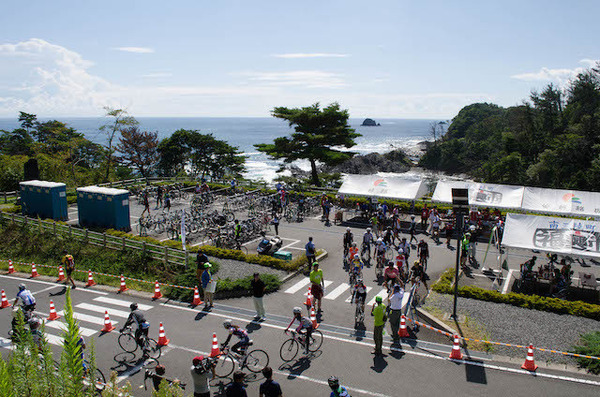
[432,268,600,321]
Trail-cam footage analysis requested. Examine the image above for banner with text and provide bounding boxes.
[432,180,524,209]
[522,187,600,217]
[338,174,427,200]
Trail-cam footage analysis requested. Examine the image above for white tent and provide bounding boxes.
[522,187,600,217]
[503,213,600,258]
[337,174,428,201]
[432,180,524,209]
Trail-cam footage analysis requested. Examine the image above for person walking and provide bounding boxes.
[141,191,151,217]
[164,190,171,212]
[259,366,282,397]
[201,263,214,309]
[225,371,247,397]
[251,273,266,320]
[61,250,77,289]
[388,284,404,344]
[305,236,316,265]
[272,214,280,235]
[309,262,325,312]
[371,296,387,355]
[155,185,163,209]
[196,249,209,292]
[409,215,418,244]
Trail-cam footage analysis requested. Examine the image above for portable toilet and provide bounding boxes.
[77,186,130,231]
[19,180,68,221]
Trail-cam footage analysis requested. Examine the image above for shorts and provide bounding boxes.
[66,267,74,276]
[354,292,367,303]
[311,283,323,299]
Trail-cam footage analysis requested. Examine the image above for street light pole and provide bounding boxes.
[450,188,469,321]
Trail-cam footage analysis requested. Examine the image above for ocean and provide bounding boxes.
[0,117,433,182]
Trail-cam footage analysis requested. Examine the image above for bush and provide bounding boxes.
[432,268,600,320]
[571,331,600,374]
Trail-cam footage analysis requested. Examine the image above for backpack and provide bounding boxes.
[65,255,75,270]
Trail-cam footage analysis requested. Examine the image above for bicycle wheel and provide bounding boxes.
[354,304,362,324]
[118,333,138,353]
[145,338,161,360]
[308,330,323,352]
[91,368,106,392]
[213,354,235,378]
[279,338,299,362]
[245,349,269,373]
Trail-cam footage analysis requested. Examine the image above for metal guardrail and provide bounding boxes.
[0,212,189,268]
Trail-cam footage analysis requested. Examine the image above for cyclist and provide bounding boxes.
[410,261,430,290]
[14,283,36,314]
[328,376,351,397]
[395,252,407,281]
[120,303,150,351]
[397,237,410,261]
[375,238,387,265]
[284,307,313,354]
[362,228,374,259]
[342,227,354,259]
[349,254,363,283]
[417,239,429,271]
[348,243,359,265]
[221,319,250,355]
[77,335,88,373]
[350,277,367,317]
[382,226,394,246]
[28,316,45,350]
[431,211,441,243]
[383,261,400,292]
[61,250,77,289]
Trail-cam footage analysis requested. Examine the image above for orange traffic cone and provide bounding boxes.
[304,285,312,307]
[398,315,410,338]
[31,263,39,278]
[7,260,15,274]
[86,270,96,287]
[157,322,170,346]
[48,300,60,321]
[118,275,128,292]
[449,334,463,360]
[57,266,65,282]
[101,311,115,332]
[310,307,318,329]
[153,281,162,299]
[192,286,203,306]
[521,344,538,371]
[1,290,11,309]
[210,333,221,357]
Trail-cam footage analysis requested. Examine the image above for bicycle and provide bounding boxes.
[279,329,323,362]
[82,360,106,392]
[118,326,161,359]
[213,344,269,377]
[352,296,365,324]
[375,254,386,279]
[361,242,371,264]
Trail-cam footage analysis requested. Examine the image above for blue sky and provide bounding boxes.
[0,0,598,118]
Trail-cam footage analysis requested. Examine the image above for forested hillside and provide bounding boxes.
[420,63,600,190]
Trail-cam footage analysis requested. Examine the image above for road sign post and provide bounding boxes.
[451,188,469,320]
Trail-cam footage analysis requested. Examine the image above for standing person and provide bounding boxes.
[196,249,209,292]
[320,193,327,218]
[272,214,280,235]
[230,179,237,194]
[155,185,163,209]
[305,237,316,265]
[388,284,404,344]
[409,215,418,244]
[309,262,325,312]
[444,217,454,248]
[420,205,429,234]
[324,200,332,226]
[62,250,77,289]
[251,273,266,320]
[190,356,214,397]
[164,190,171,212]
[225,371,247,397]
[468,225,479,266]
[259,366,283,397]
[141,191,150,217]
[371,296,387,355]
[201,263,214,309]
[398,237,410,262]
[233,220,243,247]
[328,376,351,397]
[460,233,470,270]
[370,213,379,237]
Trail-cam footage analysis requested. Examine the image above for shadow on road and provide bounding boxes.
[245,321,261,334]
[465,361,487,384]
[370,355,388,372]
[194,311,209,321]
[50,287,67,297]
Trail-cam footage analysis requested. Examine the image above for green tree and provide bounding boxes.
[18,111,37,134]
[99,107,138,182]
[0,128,34,155]
[116,127,159,178]
[255,102,360,186]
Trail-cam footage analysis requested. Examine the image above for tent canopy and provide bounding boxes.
[522,187,600,217]
[502,213,600,258]
[337,174,427,201]
[432,180,524,209]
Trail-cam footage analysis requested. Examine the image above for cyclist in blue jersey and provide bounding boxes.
[328,376,351,397]
[221,319,250,355]
[14,283,36,313]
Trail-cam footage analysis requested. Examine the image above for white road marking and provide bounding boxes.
[324,284,350,300]
[31,285,62,295]
[43,320,97,337]
[0,337,14,350]
[367,289,389,306]
[284,278,310,294]
[75,303,130,318]
[345,286,372,303]
[93,297,153,311]
[280,238,301,250]
[57,311,109,326]
[0,274,107,295]
[501,269,514,295]
[45,333,65,346]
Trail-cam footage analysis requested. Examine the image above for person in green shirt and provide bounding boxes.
[371,296,387,355]
[460,232,470,270]
[309,262,325,312]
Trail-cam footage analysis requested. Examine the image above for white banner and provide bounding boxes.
[432,180,524,209]
[338,174,427,200]
[522,187,600,217]
[503,213,600,258]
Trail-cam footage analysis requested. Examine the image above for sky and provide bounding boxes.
[0,0,598,119]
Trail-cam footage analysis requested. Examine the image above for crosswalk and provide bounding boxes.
[1,296,154,349]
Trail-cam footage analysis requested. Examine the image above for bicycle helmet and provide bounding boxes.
[352,242,357,247]
[223,319,232,328]
[18,283,26,291]
[470,225,476,231]
[354,254,360,259]
[366,228,371,232]
[29,317,41,329]
[346,227,351,232]
[130,303,138,311]
[377,238,383,243]
[328,376,340,388]
[357,277,363,283]
[292,307,302,315]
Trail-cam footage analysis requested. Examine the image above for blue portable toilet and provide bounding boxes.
[77,186,130,231]
[19,180,68,221]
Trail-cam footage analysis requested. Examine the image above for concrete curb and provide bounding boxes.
[280,250,329,284]
[415,306,458,337]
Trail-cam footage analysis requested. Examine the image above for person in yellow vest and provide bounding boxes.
[61,250,77,289]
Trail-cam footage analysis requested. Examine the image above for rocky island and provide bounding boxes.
[361,118,380,126]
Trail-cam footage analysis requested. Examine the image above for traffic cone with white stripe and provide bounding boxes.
[157,322,170,346]
[521,344,538,371]
[153,281,162,299]
[7,260,15,274]
[57,266,65,282]
[192,286,202,306]
[210,333,221,357]
[310,307,318,329]
[101,310,115,332]
[449,334,463,360]
[86,270,96,287]
[1,290,11,309]
[118,275,128,292]
[31,263,39,278]
[48,300,60,321]
[398,315,409,338]
[304,285,312,308]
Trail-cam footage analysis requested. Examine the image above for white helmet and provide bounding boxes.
[293,307,302,315]
[470,225,476,231]
[366,228,371,232]
[223,319,232,329]
[377,238,383,243]
[346,227,351,232]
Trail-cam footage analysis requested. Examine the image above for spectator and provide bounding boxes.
[196,250,209,292]
[141,191,151,217]
[370,296,387,355]
[146,364,182,392]
[309,262,325,312]
[305,237,316,265]
[420,204,429,234]
[61,250,77,289]
[164,191,171,212]
[155,185,163,209]
[225,371,247,397]
[201,263,214,309]
[272,214,280,235]
[190,355,214,397]
[388,284,404,344]
[409,215,418,244]
[259,366,282,397]
[251,273,266,321]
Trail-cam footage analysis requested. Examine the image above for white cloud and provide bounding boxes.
[241,70,345,88]
[272,53,349,59]
[114,47,155,54]
[142,72,173,78]
[511,59,599,85]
